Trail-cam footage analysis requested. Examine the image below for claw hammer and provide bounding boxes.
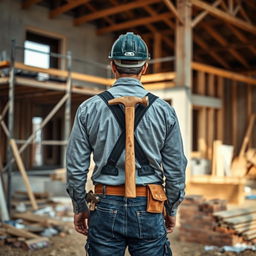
[108,96,148,198]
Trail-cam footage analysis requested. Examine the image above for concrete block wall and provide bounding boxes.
[0,0,113,77]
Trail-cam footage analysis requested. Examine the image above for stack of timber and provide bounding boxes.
[178,195,255,246]
[214,207,256,243]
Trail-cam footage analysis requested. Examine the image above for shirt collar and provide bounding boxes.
[112,77,144,88]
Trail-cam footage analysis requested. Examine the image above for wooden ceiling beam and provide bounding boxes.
[162,0,183,24]
[97,13,172,34]
[49,0,90,19]
[74,0,161,26]
[194,36,230,69]
[191,0,256,35]
[202,24,250,68]
[22,0,43,9]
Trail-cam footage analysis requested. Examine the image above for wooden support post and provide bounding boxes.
[197,71,207,158]
[0,175,9,221]
[217,76,224,140]
[153,33,162,73]
[63,51,72,167]
[7,40,15,212]
[232,81,238,154]
[9,139,38,210]
[175,0,192,160]
[207,74,215,160]
[247,85,252,148]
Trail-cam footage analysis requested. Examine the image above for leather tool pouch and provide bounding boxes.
[147,184,167,213]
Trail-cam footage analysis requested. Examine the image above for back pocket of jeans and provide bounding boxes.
[89,206,118,241]
[136,211,166,241]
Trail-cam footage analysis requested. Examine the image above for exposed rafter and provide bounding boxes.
[97,13,172,34]
[202,24,250,68]
[50,0,90,19]
[162,0,183,24]
[191,0,256,35]
[194,36,230,69]
[22,0,43,9]
[227,24,256,55]
[74,0,160,26]
[192,0,222,28]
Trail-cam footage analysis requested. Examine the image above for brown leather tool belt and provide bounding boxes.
[95,184,147,197]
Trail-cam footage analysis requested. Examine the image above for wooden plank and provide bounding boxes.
[2,223,39,239]
[9,139,38,210]
[192,62,256,85]
[0,61,10,69]
[50,0,90,19]
[14,62,112,85]
[214,206,256,219]
[22,0,43,9]
[162,0,183,24]
[153,33,162,73]
[144,82,175,90]
[97,13,172,34]
[224,213,256,225]
[191,0,256,35]
[74,0,161,25]
[141,72,176,83]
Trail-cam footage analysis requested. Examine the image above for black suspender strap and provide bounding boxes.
[98,91,158,176]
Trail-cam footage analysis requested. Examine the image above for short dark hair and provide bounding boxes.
[113,60,144,75]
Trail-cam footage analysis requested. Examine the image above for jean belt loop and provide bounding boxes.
[103,185,106,195]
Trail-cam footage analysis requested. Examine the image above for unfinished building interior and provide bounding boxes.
[0,0,256,252]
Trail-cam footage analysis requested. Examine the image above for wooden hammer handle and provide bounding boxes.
[125,107,136,198]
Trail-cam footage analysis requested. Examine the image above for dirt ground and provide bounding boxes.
[1,227,255,256]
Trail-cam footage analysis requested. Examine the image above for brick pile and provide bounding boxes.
[179,195,246,246]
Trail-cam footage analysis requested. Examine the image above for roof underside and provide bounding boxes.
[21,0,256,71]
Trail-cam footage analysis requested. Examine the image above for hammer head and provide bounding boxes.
[108,96,149,108]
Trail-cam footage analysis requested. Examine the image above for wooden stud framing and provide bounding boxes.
[216,76,224,140]
[232,81,238,153]
[191,0,256,35]
[153,33,162,73]
[197,71,207,158]
[74,0,161,25]
[207,74,215,159]
[50,0,90,19]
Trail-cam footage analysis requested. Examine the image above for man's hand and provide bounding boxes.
[74,211,90,236]
[165,215,176,233]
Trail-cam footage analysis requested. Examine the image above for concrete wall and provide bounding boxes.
[0,0,113,77]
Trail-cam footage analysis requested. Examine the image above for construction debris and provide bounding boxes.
[179,195,256,246]
[0,192,74,250]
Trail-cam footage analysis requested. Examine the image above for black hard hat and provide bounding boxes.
[108,32,150,61]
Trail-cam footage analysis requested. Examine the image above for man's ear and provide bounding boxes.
[141,62,148,75]
[111,61,117,74]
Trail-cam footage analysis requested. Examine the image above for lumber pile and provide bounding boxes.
[214,207,256,243]
[179,195,256,246]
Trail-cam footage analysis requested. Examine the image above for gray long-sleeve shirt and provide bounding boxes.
[66,77,187,216]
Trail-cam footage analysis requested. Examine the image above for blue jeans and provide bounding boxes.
[85,195,172,256]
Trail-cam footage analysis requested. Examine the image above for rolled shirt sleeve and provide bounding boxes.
[161,107,187,216]
[66,105,92,213]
